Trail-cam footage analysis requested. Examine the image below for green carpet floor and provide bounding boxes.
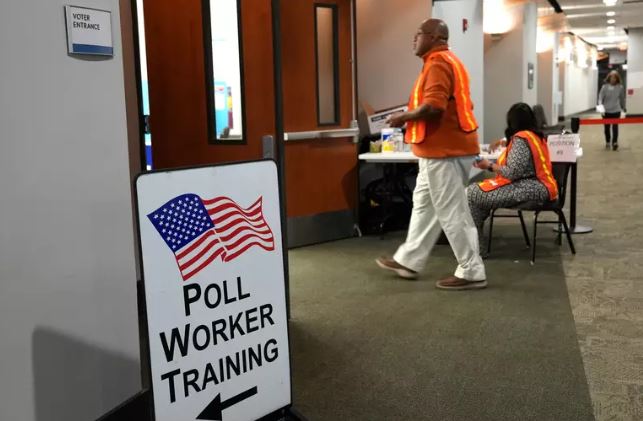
[556,118,643,420]
[287,229,595,420]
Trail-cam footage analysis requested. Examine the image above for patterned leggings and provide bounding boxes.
[466,180,549,243]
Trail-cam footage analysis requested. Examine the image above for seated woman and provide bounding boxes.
[467,103,558,249]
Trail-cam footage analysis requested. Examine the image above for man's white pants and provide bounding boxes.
[394,156,486,281]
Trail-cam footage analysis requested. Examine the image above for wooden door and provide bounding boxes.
[141,0,275,168]
[279,0,358,247]
[141,0,357,248]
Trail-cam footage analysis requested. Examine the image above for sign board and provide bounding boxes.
[136,161,291,421]
[65,5,113,56]
[547,133,580,163]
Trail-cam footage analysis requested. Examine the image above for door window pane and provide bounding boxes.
[315,5,339,125]
[136,0,153,169]
[204,0,244,142]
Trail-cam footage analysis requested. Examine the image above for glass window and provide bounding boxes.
[315,4,339,125]
[136,0,152,169]
[204,0,245,142]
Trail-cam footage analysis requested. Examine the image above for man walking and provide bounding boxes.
[376,18,486,290]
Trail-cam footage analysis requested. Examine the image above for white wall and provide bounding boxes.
[562,62,598,116]
[356,0,431,111]
[553,33,561,122]
[483,3,538,142]
[0,1,141,420]
[432,0,484,141]
[558,51,566,119]
[627,28,643,115]
[522,2,538,106]
[485,28,523,142]
[537,31,561,125]
[538,49,555,124]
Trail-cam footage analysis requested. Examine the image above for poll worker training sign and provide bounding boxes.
[136,161,291,421]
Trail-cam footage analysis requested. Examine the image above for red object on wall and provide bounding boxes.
[628,89,634,96]
[463,18,468,33]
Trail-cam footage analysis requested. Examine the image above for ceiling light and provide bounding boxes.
[537,29,555,53]
[606,11,616,17]
[607,19,616,24]
[607,26,615,31]
[483,0,515,35]
[603,0,617,6]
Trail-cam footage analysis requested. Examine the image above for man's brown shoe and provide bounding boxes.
[436,276,487,290]
[375,256,418,280]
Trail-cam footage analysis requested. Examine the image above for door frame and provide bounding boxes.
[130,0,150,174]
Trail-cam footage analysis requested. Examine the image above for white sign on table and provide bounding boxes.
[547,133,580,163]
[65,5,113,56]
[136,161,291,421]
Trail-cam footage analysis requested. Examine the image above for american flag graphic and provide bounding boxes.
[147,194,275,281]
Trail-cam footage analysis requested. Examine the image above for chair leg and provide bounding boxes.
[531,212,539,265]
[556,213,562,246]
[487,210,495,256]
[557,210,576,255]
[518,211,530,248]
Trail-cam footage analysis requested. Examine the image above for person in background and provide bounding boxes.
[598,70,626,151]
[375,18,486,290]
[467,103,558,250]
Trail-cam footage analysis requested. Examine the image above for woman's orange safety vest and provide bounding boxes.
[478,130,558,201]
[406,49,478,144]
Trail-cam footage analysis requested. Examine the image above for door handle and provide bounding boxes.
[284,120,360,143]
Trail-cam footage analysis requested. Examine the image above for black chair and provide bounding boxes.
[533,104,566,137]
[486,162,576,264]
[361,162,415,235]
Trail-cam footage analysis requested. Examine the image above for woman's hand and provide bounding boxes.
[473,158,492,170]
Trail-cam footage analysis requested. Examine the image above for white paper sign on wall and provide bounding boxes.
[547,133,580,163]
[65,5,113,56]
[136,161,291,421]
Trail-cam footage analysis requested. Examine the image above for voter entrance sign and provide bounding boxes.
[64,5,114,56]
[136,161,291,421]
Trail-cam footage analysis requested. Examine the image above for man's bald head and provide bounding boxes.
[414,19,449,57]
[421,19,449,41]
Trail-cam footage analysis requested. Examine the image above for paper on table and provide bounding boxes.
[481,147,504,161]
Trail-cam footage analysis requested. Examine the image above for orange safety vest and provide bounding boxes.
[406,49,478,144]
[478,130,558,201]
